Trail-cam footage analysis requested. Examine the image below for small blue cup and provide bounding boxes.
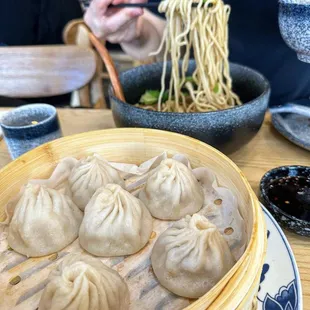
[0,104,62,159]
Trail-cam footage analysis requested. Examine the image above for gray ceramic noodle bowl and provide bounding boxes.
[109,61,270,154]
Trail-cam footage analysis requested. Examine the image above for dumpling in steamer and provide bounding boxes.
[68,154,124,210]
[151,214,235,298]
[6,184,83,257]
[39,254,129,310]
[139,158,204,220]
[79,184,153,256]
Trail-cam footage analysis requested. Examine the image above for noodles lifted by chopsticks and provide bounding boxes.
[141,0,242,113]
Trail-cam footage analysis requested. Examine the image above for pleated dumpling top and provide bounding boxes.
[139,158,204,220]
[39,254,129,310]
[7,183,83,257]
[68,154,125,210]
[151,214,235,298]
[79,184,153,256]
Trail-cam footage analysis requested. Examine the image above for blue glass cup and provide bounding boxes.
[0,104,63,159]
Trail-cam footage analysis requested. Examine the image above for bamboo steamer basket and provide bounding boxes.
[0,128,266,310]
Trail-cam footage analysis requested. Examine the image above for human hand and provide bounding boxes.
[84,0,147,44]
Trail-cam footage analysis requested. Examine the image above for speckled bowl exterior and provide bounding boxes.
[0,104,62,159]
[109,61,270,154]
[279,0,310,63]
[260,166,310,237]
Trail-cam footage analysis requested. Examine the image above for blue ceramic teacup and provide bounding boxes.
[279,0,310,63]
[0,104,62,159]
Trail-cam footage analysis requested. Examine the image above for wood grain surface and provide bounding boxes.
[0,46,96,98]
[0,108,309,308]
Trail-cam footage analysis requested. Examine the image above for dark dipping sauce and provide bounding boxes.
[267,176,310,221]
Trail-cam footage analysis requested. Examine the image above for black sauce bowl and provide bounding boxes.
[109,60,270,154]
[260,166,310,237]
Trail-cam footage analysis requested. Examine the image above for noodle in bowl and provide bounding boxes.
[110,0,270,153]
[109,60,270,154]
[142,0,241,113]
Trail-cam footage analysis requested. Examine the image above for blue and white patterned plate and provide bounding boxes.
[258,205,303,310]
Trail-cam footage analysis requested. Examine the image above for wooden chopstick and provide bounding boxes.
[88,31,126,102]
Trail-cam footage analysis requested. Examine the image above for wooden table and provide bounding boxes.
[0,108,309,308]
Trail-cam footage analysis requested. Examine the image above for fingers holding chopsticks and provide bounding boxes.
[84,0,148,43]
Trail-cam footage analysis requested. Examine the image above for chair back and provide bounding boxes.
[0,46,96,98]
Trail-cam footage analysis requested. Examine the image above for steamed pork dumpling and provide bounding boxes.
[7,184,83,257]
[139,158,204,220]
[79,184,153,256]
[39,254,129,310]
[68,154,124,210]
[151,214,235,298]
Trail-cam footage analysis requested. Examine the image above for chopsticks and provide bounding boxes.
[108,2,202,9]
[109,3,160,8]
[81,1,213,9]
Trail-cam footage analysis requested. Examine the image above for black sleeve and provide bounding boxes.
[37,0,83,44]
[149,0,164,18]
[0,0,39,45]
[0,0,83,46]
